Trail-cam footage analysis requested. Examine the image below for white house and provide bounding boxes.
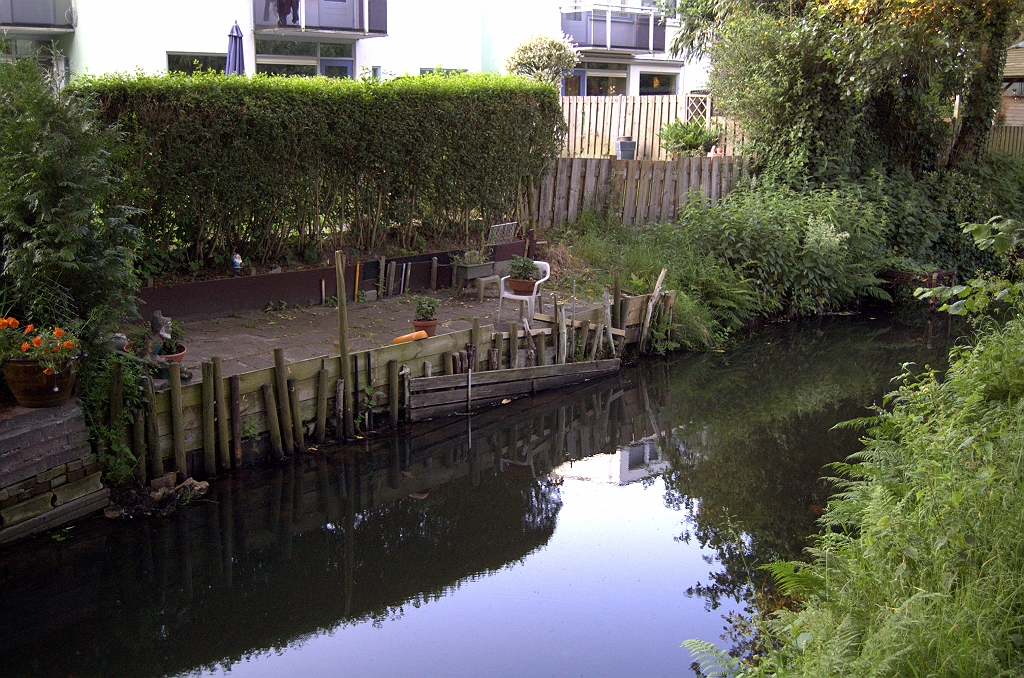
[1,0,708,93]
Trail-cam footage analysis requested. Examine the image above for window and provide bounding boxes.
[563,73,583,96]
[583,61,628,71]
[256,63,317,76]
[168,53,226,75]
[586,75,626,96]
[564,11,582,20]
[639,73,676,95]
[255,40,317,57]
[320,42,353,58]
[371,65,382,79]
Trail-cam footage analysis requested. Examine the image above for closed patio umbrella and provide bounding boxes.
[225,21,244,76]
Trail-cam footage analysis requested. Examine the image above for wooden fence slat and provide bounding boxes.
[582,158,600,212]
[710,156,721,205]
[566,159,585,224]
[596,158,612,213]
[701,156,712,204]
[553,158,570,226]
[539,169,555,228]
[622,161,640,226]
[660,158,676,221]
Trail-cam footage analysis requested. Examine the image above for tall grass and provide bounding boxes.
[732,315,1024,676]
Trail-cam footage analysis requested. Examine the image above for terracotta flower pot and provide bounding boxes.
[412,319,438,337]
[1,358,78,408]
[507,278,536,295]
[162,344,187,363]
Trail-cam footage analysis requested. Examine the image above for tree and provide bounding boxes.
[505,34,580,87]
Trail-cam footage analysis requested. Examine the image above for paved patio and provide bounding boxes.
[148,288,599,378]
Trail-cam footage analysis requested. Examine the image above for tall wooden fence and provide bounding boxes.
[561,95,745,160]
[535,155,750,228]
[989,125,1024,155]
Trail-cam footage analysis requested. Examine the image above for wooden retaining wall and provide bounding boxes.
[138,292,668,480]
[534,155,751,228]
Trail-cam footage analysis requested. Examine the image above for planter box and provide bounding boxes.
[455,262,494,281]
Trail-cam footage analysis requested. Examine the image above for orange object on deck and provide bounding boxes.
[392,330,428,345]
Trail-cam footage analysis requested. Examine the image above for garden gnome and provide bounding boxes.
[232,253,243,276]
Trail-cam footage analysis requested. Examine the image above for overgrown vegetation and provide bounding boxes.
[660,118,721,157]
[75,71,564,277]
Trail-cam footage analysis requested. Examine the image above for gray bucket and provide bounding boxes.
[615,138,636,160]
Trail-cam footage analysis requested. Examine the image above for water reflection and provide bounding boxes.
[0,313,954,677]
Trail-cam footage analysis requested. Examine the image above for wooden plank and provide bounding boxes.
[660,159,677,221]
[582,158,599,212]
[410,367,619,410]
[410,359,620,393]
[701,156,712,204]
[553,158,570,226]
[595,158,612,213]
[566,158,584,224]
[622,160,640,226]
[711,156,721,204]
[635,160,654,224]
[609,159,628,219]
[539,169,555,229]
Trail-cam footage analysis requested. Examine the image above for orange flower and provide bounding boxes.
[7,318,18,329]
[20,342,29,352]
[63,340,74,349]
[43,368,54,375]
[31,336,42,347]
[53,327,65,338]
[0,319,8,330]
[52,347,59,353]
[23,324,34,334]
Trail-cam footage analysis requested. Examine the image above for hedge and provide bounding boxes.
[73,72,565,274]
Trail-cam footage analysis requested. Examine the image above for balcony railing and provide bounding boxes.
[253,0,386,35]
[0,0,75,31]
[561,3,666,53]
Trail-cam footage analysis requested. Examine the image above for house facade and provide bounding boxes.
[1,0,708,92]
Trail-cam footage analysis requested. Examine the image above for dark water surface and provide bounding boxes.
[0,313,955,678]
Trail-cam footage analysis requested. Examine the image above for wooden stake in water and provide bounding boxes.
[335,250,354,440]
[212,356,230,471]
[201,362,216,477]
[273,348,295,455]
[168,362,187,481]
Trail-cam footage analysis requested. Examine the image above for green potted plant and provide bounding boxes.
[0,317,81,407]
[507,255,540,295]
[411,295,440,337]
[452,249,494,282]
[160,320,187,363]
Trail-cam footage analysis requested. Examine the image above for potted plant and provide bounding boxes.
[160,320,187,363]
[411,295,440,337]
[0,317,81,407]
[507,255,540,295]
[452,249,494,282]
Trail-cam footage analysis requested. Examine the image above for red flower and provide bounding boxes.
[31,336,42,347]
[51,347,59,353]
[53,327,65,338]
[20,342,29,352]
[63,340,74,349]
[23,324,34,334]
[0,319,8,330]
[7,318,18,329]
[43,368,54,375]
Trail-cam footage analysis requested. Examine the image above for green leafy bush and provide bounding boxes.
[74,71,564,275]
[659,118,720,156]
[509,255,540,280]
[412,295,439,322]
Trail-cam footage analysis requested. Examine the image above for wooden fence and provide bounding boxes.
[534,155,751,228]
[561,95,745,160]
[989,125,1024,155]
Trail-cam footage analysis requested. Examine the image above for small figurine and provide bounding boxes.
[232,253,243,276]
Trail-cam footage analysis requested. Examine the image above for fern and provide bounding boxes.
[761,561,825,598]
[681,639,743,678]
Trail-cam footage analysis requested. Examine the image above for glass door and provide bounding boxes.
[320,58,354,79]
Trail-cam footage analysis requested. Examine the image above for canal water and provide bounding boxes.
[0,312,954,678]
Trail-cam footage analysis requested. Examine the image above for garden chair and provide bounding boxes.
[461,222,520,302]
[497,261,550,323]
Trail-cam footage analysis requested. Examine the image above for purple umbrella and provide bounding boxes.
[225,21,244,76]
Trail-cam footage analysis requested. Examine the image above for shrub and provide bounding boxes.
[412,295,439,321]
[505,34,580,86]
[659,118,720,156]
[74,71,565,275]
[509,255,540,280]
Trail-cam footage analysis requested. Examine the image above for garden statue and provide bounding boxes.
[232,253,243,276]
[129,310,192,382]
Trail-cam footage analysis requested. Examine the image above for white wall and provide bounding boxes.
[69,0,256,77]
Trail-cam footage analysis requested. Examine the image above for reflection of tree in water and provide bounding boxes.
[648,317,951,613]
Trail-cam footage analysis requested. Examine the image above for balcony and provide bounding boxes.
[561,3,666,53]
[253,0,386,36]
[0,0,75,33]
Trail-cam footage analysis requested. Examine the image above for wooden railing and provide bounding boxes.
[534,155,751,228]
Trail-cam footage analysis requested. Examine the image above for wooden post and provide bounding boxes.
[537,331,548,366]
[273,348,295,454]
[143,376,163,479]
[132,410,147,485]
[287,378,306,453]
[386,261,396,297]
[430,256,438,291]
[444,351,454,375]
[229,375,242,467]
[212,356,230,471]
[556,303,566,364]
[423,361,433,377]
[579,322,591,362]
[488,348,499,371]
[388,360,399,428]
[401,365,411,423]
[508,321,519,369]
[168,362,187,481]
[590,323,603,360]
[377,256,386,298]
[335,251,355,440]
[262,383,284,460]
[612,271,622,328]
[202,362,216,477]
[458,350,468,374]
[471,317,481,370]
[466,369,472,414]
[316,366,329,444]
[334,379,345,441]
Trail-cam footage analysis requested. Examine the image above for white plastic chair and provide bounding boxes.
[497,261,550,323]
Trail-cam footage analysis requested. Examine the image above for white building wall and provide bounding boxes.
[68,0,256,77]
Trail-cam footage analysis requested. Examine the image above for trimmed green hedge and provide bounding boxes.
[74,72,564,274]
